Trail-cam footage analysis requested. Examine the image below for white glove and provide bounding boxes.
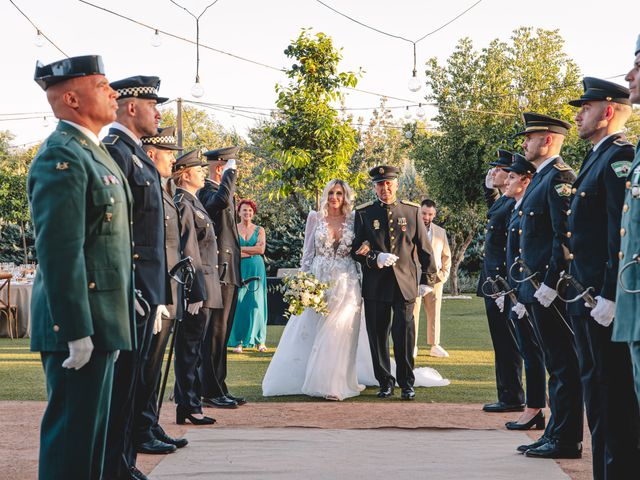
[135,299,145,316]
[153,305,170,335]
[114,350,120,363]
[187,301,203,315]
[485,168,495,189]
[495,296,505,312]
[62,336,94,370]
[376,253,399,268]
[534,283,558,308]
[222,158,237,173]
[418,284,433,297]
[512,302,527,319]
[589,296,615,327]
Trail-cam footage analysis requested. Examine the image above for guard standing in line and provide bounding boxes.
[135,127,189,454]
[501,154,547,431]
[30,55,133,480]
[103,76,172,480]
[615,35,640,409]
[172,150,223,425]
[478,149,525,413]
[513,113,583,459]
[198,146,246,408]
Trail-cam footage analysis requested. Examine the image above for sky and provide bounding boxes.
[1,0,638,148]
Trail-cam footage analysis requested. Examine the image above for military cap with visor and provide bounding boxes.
[173,149,207,173]
[203,146,240,162]
[514,112,572,137]
[141,126,181,151]
[34,55,105,91]
[110,75,168,104]
[568,77,631,107]
[503,153,536,175]
[369,165,400,183]
[490,149,514,167]
[635,34,640,55]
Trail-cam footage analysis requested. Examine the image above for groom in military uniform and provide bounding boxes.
[352,166,437,400]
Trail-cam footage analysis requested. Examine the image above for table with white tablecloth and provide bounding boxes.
[0,281,33,338]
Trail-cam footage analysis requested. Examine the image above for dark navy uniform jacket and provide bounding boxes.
[567,134,634,315]
[506,203,523,290]
[104,127,169,306]
[477,187,515,296]
[518,157,576,303]
[198,172,240,287]
[174,188,223,309]
[352,199,437,302]
[162,188,183,320]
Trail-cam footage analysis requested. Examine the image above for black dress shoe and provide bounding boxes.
[516,435,549,453]
[377,386,394,398]
[226,393,247,405]
[401,388,415,400]
[202,395,238,408]
[154,426,188,448]
[525,440,582,459]
[505,411,545,430]
[136,438,177,455]
[482,401,525,412]
[130,466,149,480]
[176,407,216,425]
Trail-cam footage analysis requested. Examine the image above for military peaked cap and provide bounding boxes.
[369,165,400,182]
[34,55,105,90]
[110,75,168,104]
[203,146,240,162]
[141,126,181,150]
[636,34,640,55]
[490,149,514,167]
[568,77,630,107]
[173,149,207,172]
[514,112,572,137]
[503,153,536,175]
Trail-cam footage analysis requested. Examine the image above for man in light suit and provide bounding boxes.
[413,199,451,357]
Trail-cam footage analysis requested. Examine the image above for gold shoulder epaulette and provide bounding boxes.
[401,200,420,207]
[553,162,572,171]
[355,201,374,210]
[102,134,119,146]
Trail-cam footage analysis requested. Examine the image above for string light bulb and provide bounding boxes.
[230,106,236,118]
[416,103,426,118]
[403,106,412,120]
[404,130,413,139]
[191,76,204,98]
[408,69,421,92]
[35,29,45,47]
[150,29,162,47]
[518,95,529,110]
[42,116,49,128]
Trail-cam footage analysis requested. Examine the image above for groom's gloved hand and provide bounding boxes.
[418,284,433,297]
[376,252,399,268]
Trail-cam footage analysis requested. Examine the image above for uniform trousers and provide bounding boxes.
[510,306,546,409]
[175,307,216,413]
[483,296,524,405]
[134,317,173,445]
[39,351,116,480]
[571,314,640,479]
[412,281,444,347]
[631,341,640,410]
[527,300,583,444]
[199,284,238,398]
[104,305,158,479]
[364,278,415,389]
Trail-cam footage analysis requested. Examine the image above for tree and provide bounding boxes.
[260,29,362,213]
[414,27,585,294]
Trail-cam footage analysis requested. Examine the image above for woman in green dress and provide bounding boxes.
[228,199,268,353]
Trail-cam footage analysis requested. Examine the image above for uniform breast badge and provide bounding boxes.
[131,155,144,168]
[196,211,206,220]
[373,219,380,230]
[55,162,69,170]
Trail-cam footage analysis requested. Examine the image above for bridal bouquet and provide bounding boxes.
[281,271,329,318]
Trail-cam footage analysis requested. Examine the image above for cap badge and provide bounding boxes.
[373,219,380,230]
[378,167,384,174]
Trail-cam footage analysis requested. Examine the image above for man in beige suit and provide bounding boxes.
[413,199,451,357]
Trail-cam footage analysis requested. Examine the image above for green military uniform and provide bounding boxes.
[28,117,134,479]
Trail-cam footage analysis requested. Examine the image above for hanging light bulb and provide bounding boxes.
[150,29,162,47]
[34,29,45,47]
[189,131,197,140]
[416,103,426,118]
[191,76,204,98]
[404,130,413,139]
[403,106,412,120]
[230,106,236,118]
[517,94,530,110]
[408,69,421,92]
[42,116,49,128]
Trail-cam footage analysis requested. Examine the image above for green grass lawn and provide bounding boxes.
[0,296,499,403]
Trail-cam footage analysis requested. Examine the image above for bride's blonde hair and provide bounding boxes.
[320,179,354,218]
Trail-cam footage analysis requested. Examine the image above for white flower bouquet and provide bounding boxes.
[281,271,329,318]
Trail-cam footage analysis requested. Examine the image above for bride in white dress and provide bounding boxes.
[262,179,449,400]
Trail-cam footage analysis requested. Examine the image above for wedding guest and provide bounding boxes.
[228,199,268,353]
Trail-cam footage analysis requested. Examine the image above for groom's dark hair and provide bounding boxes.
[421,199,436,209]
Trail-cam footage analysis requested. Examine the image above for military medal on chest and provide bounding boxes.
[373,219,380,230]
[398,217,407,231]
[632,166,640,199]
[131,154,144,168]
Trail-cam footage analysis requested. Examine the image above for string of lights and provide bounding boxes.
[8,0,69,56]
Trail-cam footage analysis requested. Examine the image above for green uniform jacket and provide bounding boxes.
[614,146,640,342]
[28,121,134,352]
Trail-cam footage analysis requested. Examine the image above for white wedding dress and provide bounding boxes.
[262,210,448,401]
